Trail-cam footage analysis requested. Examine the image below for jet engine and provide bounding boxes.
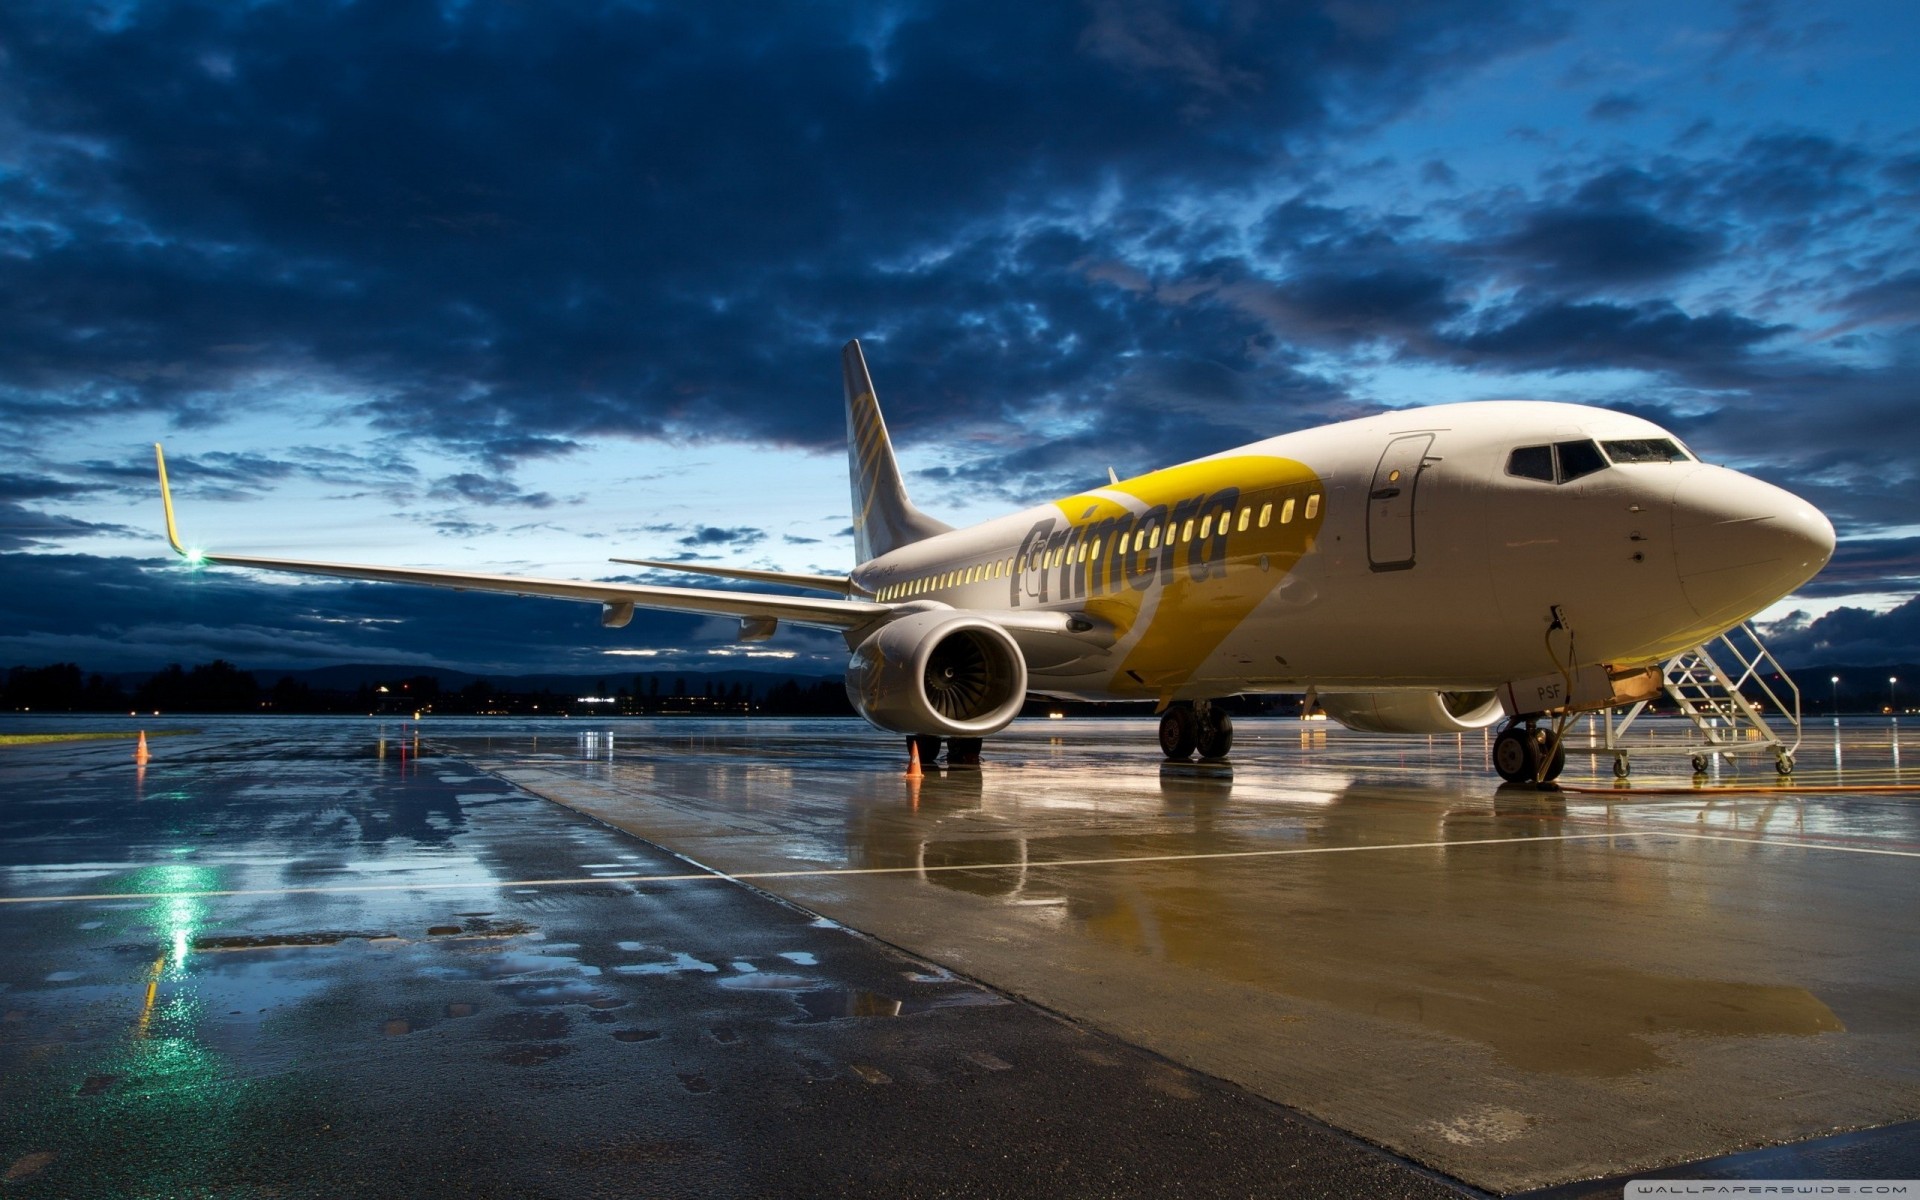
[845,611,1029,737]
[1317,689,1505,734]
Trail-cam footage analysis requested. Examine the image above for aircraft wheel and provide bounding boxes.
[1613,754,1631,779]
[1159,708,1199,760]
[1775,752,1794,776]
[948,737,984,768]
[1540,737,1566,782]
[913,734,944,767]
[1196,709,1234,760]
[1493,726,1539,784]
[1690,753,1709,774]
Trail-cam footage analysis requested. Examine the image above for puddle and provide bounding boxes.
[494,979,616,1007]
[778,952,817,966]
[716,973,814,991]
[613,952,717,976]
[612,1028,660,1043]
[793,987,1009,1023]
[194,931,395,951]
[445,1003,477,1018]
[793,990,904,1021]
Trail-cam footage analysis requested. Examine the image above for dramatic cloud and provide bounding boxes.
[0,0,1912,675]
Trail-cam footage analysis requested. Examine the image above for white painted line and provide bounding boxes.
[3,826,1914,906]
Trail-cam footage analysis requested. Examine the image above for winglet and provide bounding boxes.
[154,443,188,557]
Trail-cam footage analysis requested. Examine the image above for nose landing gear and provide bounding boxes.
[1493,719,1566,785]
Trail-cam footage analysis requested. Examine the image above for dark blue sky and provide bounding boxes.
[2,0,1916,676]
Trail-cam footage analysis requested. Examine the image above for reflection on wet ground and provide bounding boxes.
[0,716,1477,1200]
[466,715,1920,1193]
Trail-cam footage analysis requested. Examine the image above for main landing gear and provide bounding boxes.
[1492,718,1566,785]
[909,735,984,769]
[1160,701,1233,761]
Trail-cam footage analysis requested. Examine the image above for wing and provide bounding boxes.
[608,557,853,596]
[154,446,889,633]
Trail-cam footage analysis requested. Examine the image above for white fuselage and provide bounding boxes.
[847,401,1834,703]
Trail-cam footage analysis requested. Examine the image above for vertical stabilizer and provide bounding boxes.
[843,340,951,563]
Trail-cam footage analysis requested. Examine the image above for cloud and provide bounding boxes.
[0,0,1568,464]
[1488,206,1723,286]
[676,526,766,548]
[1765,595,1920,667]
[0,551,836,674]
[0,505,139,552]
[1586,93,1643,122]
[427,473,557,508]
[1440,300,1786,375]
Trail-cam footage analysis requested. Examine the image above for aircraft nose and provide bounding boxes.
[1671,466,1835,627]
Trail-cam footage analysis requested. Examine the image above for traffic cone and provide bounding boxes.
[905,739,923,778]
[134,731,151,764]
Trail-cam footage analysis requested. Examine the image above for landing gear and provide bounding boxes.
[906,734,987,770]
[1159,708,1198,760]
[912,734,944,768]
[1160,701,1233,761]
[1196,707,1234,760]
[1492,721,1565,785]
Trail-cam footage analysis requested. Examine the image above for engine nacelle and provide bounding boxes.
[1317,689,1505,734]
[846,612,1029,737]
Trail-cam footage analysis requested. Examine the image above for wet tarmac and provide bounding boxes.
[2,716,1468,1199]
[3,714,1917,1197]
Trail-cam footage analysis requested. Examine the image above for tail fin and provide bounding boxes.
[842,339,951,563]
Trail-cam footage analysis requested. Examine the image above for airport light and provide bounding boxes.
[1893,676,1900,716]
[1831,675,1840,721]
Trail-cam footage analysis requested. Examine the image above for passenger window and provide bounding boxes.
[1507,445,1553,481]
[1258,503,1272,528]
[1555,439,1607,482]
[1305,493,1320,519]
[1148,526,1161,550]
[1199,516,1212,539]
[1238,508,1251,532]
[1280,497,1295,524]
[1182,519,1194,543]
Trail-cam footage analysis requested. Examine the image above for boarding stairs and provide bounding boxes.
[1602,622,1802,778]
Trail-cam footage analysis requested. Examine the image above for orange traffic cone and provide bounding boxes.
[134,730,151,764]
[905,739,923,778]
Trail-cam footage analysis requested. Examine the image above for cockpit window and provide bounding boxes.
[1554,439,1607,482]
[1602,438,1690,464]
[1506,445,1554,481]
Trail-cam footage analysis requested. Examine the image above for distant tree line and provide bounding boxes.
[2,662,857,717]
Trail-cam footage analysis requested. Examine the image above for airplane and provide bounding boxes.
[154,339,1835,784]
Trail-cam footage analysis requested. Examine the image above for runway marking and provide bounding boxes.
[2,827,1915,905]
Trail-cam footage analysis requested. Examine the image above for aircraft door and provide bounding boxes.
[1367,434,1434,571]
